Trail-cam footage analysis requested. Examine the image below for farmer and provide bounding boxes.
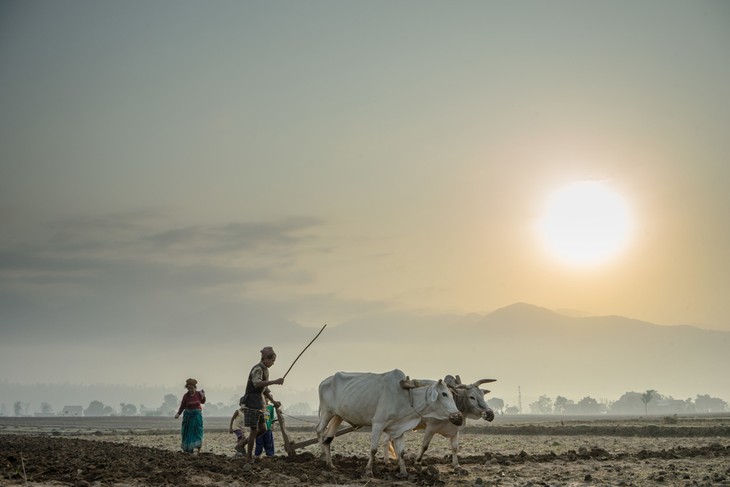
[174,378,206,453]
[241,347,284,463]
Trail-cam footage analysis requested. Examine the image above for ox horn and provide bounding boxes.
[471,378,497,387]
[400,376,418,389]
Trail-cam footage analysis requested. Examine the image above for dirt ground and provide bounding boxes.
[1,416,729,486]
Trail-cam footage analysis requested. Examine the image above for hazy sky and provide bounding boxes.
[1,1,729,392]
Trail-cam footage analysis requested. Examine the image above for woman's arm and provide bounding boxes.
[175,395,187,417]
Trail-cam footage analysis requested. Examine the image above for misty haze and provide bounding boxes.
[3,304,728,418]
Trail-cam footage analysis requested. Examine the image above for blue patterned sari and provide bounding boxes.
[180,409,204,453]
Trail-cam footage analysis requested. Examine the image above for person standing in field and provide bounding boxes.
[241,346,284,463]
[174,378,206,454]
[255,401,276,458]
[229,397,246,454]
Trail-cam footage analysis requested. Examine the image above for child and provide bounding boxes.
[254,403,276,457]
[229,397,246,454]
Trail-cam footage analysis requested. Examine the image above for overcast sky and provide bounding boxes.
[1,1,729,391]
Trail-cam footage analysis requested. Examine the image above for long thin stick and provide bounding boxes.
[282,324,326,379]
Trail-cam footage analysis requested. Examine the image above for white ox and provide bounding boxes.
[386,374,496,468]
[317,369,463,478]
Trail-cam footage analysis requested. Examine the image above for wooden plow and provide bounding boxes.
[274,408,358,456]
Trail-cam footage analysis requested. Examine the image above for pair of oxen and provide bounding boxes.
[316,369,496,478]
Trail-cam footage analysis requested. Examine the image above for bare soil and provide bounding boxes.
[1,415,729,486]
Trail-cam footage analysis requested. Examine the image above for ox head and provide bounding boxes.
[401,377,463,426]
[445,374,497,422]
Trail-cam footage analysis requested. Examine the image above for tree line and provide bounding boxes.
[3,390,727,417]
[487,390,728,415]
[2,394,315,417]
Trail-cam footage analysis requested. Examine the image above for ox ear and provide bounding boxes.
[429,382,442,402]
[444,375,458,388]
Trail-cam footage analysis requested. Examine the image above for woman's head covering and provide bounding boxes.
[185,378,198,388]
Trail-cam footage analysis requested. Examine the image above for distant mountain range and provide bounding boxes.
[299,303,730,404]
[166,301,729,402]
[3,302,728,410]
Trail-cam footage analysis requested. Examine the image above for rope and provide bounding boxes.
[407,387,429,422]
[278,410,319,425]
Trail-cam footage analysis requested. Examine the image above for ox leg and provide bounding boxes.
[319,414,342,468]
[315,412,329,462]
[366,425,385,477]
[315,410,331,447]
[382,434,398,464]
[381,434,390,464]
[416,429,436,464]
[391,435,409,478]
[449,433,461,469]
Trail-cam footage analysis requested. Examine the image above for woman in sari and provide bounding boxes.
[174,378,206,453]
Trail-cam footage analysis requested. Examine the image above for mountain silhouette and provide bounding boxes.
[295,302,729,403]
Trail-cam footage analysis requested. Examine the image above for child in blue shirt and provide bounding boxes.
[254,403,276,457]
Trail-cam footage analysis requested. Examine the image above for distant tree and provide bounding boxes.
[160,394,180,415]
[641,389,657,415]
[504,405,520,415]
[203,402,228,416]
[40,402,54,415]
[85,400,108,417]
[120,403,138,416]
[651,395,693,414]
[553,396,573,414]
[13,401,22,417]
[164,394,178,409]
[575,396,604,414]
[694,394,728,413]
[610,392,644,414]
[0,404,6,416]
[487,397,505,414]
[157,394,179,416]
[529,395,553,414]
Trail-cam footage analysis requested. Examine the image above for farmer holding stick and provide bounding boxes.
[241,346,284,463]
[240,325,326,462]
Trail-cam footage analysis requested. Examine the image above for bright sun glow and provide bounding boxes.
[538,181,634,267]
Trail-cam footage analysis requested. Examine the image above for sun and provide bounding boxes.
[537,180,634,267]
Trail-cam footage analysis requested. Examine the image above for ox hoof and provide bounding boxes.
[395,471,409,479]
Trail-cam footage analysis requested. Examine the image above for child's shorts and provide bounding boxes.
[233,429,243,440]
